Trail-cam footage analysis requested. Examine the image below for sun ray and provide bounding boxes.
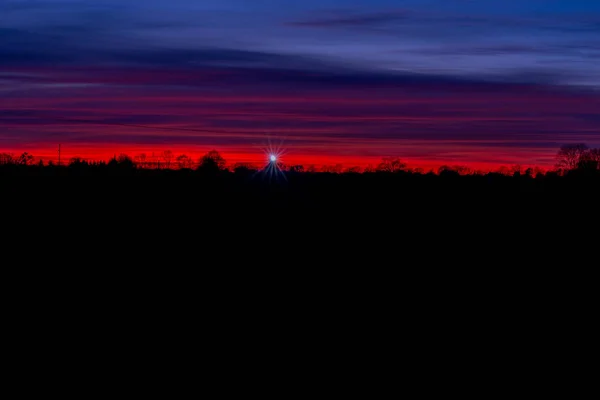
[254,130,289,182]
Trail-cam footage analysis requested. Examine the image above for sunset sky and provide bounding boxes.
[1,0,599,170]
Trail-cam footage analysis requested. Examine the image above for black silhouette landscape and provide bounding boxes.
[3,144,598,232]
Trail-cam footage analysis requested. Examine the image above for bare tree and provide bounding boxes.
[556,143,588,170]
[16,152,34,166]
[582,148,600,165]
[577,147,600,171]
[176,154,192,169]
[148,153,159,169]
[376,157,406,172]
[176,154,193,169]
[134,153,147,169]
[0,153,14,165]
[162,150,174,169]
[321,164,342,173]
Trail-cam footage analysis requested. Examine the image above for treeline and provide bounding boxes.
[1,143,599,177]
[1,142,597,281]
[1,143,598,246]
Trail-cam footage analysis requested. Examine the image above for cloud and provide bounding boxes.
[4,23,579,90]
[111,47,336,70]
[3,69,599,168]
[404,42,600,58]
[2,1,599,89]
[290,11,410,27]
[289,8,600,40]
[2,62,570,94]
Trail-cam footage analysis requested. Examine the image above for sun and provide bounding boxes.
[261,134,287,167]
[257,133,288,182]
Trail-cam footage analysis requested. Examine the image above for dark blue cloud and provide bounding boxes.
[1,0,598,87]
[290,11,409,27]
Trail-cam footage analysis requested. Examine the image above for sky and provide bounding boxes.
[1,0,599,170]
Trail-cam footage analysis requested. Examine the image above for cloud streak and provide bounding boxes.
[2,61,599,169]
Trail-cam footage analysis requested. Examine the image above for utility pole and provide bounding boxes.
[58,144,61,166]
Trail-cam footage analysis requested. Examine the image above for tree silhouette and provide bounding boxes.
[576,147,600,172]
[134,153,147,169]
[118,154,133,164]
[0,153,14,165]
[16,152,34,166]
[579,148,600,170]
[69,157,88,167]
[108,153,135,169]
[345,166,361,174]
[443,165,472,175]
[437,165,460,177]
[147,153,160,169]
[376,157,406,172]
[288,165,304,173]
[197,150,226,173]
[556,144,588,171]
[163,150,174,169]
[321,164,343,173]
[233,162,257,174]
[176,154,193,169]
[363,164,375,173]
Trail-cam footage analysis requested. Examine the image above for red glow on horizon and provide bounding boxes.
[0,143,552,173]
[2,65,598,172]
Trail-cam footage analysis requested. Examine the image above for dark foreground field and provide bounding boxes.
[2,165,596,349]
[3,165,599,242]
